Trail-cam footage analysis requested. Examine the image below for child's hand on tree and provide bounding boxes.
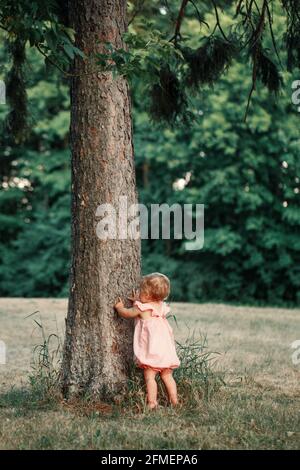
[114,298,124,311]
[114,297,140,319]
[127,289,139,303]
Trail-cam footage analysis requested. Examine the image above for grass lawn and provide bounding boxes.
[0,298,299,450]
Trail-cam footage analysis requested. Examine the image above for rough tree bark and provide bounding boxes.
[61,0,141,399]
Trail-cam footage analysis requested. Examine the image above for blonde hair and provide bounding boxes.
[140,272,170,302]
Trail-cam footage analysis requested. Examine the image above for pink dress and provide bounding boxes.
[133,300,180,372]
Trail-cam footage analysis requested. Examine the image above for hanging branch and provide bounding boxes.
[170,0,189,43]
[168,0,276,122]
[244,0,268,121]
[249,0,267,47]
[128,0,146,26]
[189,0,209,30]
[244,47,258,122]
[235,0,245,17]
[211,0,229,42]
[266,1,282,67]
[281,0,300,71]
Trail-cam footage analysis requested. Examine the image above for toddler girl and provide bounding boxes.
[114,273,180,409]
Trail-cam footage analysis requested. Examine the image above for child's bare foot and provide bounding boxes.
[168,396,179,407]
[147,401,158,410]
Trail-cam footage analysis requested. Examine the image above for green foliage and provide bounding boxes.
[0,0,83,142]
[0,3,299,306]
[133,52,300,306]
[0,0,82,69]
[97,28,189,124]
[0,47,70,297]
[97,28,185,82]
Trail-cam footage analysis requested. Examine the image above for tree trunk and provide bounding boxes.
[61,0,140,400]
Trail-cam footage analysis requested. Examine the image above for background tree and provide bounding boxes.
[61,0,141,399]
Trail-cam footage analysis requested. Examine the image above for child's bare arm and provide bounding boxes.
[114,298,140,319]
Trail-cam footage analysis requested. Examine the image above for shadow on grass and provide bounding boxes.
[0,386,59,417]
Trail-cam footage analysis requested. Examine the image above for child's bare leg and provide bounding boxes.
[160,369,178,405]
[144,368,158,409]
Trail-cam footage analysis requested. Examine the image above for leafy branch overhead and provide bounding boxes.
[100,0,299,123]
[1,0,300,135]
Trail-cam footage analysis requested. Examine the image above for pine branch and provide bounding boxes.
[244,0,268,121]
[189,0,209,30]
[266,1,282,67]
[211,0,229,42]
[149,66,189,125]
[183,36,237,89]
